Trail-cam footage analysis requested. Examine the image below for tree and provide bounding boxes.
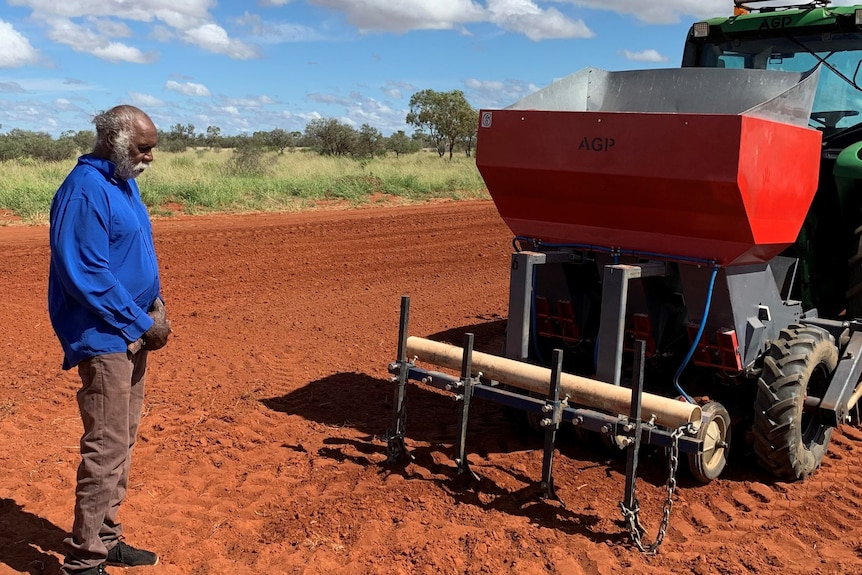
[60,129,95,154]
[406,89,478,159]
[266,128,297,154]
[0,129,76,161]
[355,124,384,158]
[386,130,420,158]
[461,131,477,158]
[160,123,195,152]
[206,126,221,148]
[304,118,357,156]
[223,136,268,177]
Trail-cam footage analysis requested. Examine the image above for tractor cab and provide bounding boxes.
[683,2,862,139]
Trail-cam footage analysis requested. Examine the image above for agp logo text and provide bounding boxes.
[578,136,616,152]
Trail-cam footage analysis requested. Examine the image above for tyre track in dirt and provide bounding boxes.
[3,201,862,574]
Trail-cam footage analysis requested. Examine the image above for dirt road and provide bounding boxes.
[1,200,861,574]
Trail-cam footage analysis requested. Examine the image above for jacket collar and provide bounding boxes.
[77,154,118,182]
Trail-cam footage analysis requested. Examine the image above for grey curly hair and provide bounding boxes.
[91,105,146,152]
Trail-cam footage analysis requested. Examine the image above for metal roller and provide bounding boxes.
[406,336,701,429]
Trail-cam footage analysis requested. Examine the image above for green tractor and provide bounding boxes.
[684,1,862,319]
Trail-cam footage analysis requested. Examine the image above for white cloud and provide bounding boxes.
[151,25,175,42]
[7,0,219,30]
[488,0,592,40]
[238,12,326,43]
[93,42,157,64]
[382,87,401,99]
[129,91,166,107]
[9,0,259,60]
[293,110,322,123]
[346,96,402,124]
[0,76,96,93]
[88,17,133,38]
[0,98,91,133]
[0,20,40,68]
[465,77,538,107]
[0,81,27,93]
[165,80,212,97]
[309,0,486,33]
[620,48,668,63]
[183,23,258,59]
[53,99,88,116]
[223,95,276,107]
[45,17,157,63]
[559,0,727,25]
[265,0,591,41]
[308,92,353,106]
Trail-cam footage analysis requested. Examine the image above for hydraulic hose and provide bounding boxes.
[673,264,720,404]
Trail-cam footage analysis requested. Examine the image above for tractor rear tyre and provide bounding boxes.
[752,325,837,481]
[687,402,731,483]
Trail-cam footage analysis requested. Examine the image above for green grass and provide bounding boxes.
[0,149,489,224]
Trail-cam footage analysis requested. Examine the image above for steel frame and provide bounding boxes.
[385,295,701,552]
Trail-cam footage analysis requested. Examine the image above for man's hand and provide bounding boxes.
[142,298,171,351]
[128,338,143,354]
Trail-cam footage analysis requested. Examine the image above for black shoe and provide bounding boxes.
[71,565,111,575]
[106,541,159,567]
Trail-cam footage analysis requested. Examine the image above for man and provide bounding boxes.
[48,105,171,575]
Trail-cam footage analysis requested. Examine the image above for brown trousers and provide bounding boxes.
[61,350,148,573]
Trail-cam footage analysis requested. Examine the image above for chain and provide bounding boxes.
[619,425,686,555]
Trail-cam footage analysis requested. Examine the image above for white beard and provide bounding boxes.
[113,152,147,181]
[110,131,149,180]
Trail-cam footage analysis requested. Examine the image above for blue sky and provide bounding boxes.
[0,0,854,137]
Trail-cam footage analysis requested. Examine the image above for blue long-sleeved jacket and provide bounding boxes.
[48,155,161,369]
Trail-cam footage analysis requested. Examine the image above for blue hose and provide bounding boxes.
[673,264,720,404]
[518,233,719,403]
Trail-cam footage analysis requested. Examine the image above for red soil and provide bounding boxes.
[1,200,861,575]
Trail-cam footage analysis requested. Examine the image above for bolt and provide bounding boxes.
[601,424,612,434]
[542,404,553,413]
[573,416,584,426]
[623,423,634,433]
[454,394,464,402]
[540,418,552,428]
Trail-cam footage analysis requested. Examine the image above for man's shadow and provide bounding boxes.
[0,498,65,574]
